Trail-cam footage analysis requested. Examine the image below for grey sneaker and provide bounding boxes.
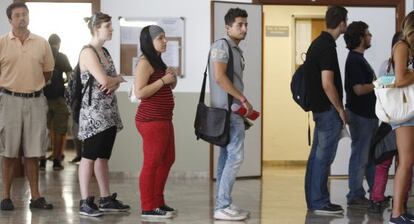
[214,207,247,221]
[79,197,103,217]
[229,204,250,217]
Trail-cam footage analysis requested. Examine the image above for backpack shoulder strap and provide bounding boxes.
[102,47,110,58]
[79,45,100,106]
[83,44,103,64]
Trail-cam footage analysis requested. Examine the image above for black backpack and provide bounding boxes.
[65,45,109,123]
[290,63,310,112]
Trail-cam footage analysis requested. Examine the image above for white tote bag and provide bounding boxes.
[375,82,414,125]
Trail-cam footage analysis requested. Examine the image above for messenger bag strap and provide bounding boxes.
[222,38,234,113]
[199,38,234,112]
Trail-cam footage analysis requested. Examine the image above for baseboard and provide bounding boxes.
[108,171,209,179]
[168,171,209,179]
[263,160,307,167]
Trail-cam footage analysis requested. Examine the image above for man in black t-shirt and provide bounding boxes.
[304,6,348,215]
[41,34,72,171]
[343,21,377,208]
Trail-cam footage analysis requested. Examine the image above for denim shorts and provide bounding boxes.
[391,116,414,130]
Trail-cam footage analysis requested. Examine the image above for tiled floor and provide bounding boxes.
[0,158,402,224]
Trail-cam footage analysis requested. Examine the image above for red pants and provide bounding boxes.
[370,156,412,203]
[136,120,175,211]
[370,157,393,202]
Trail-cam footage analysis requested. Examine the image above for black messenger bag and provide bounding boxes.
[194,39,234,147]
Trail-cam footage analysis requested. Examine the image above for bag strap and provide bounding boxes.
[79,45,105,106]
[199,38,234,112]
[102,47,110,58]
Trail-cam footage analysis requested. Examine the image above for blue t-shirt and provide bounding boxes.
[345,50,377,119]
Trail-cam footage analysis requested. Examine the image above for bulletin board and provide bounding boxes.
[119,17,185,77]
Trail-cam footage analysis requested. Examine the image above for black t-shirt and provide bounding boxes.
[345,51,376,118]
[305,31,343,112]
[44,47,72,99]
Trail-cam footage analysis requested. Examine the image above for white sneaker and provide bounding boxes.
[214,221,246,224]
[229,204,250,217]
[214,207,247,221]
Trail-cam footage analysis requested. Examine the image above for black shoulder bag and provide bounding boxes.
[194,39,234,147]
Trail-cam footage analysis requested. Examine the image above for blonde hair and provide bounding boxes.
[402,11,414,47]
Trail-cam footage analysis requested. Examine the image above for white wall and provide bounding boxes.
[0,0,12,35]
[332,7,396,175]
[407,0,414,14]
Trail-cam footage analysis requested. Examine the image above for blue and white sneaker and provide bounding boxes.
[404,213,414,222]
[390,214,414,224]
[79,197,103,217]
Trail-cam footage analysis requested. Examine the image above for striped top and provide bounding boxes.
[136,69,174,122]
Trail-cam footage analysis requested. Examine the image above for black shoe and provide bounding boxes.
[52,159,64,171]
[313,205,344,214]
[328,203,343,210]
[39,159,46,171]
[79,197,103,217]
[381,198,391,207]
[160,204,177,215]
[70,156,81,163]
[0,198,14,211]
[347,196,370,209]
[368,201,382,213]
[142,208,173,219]
[98,193,130,212]
[385,195,392,202]
[29,197,53,209]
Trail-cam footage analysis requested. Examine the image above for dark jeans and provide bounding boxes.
[346,111,377,202]
[305,107,342,210]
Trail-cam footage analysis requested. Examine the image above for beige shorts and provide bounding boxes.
[0,93,48,158]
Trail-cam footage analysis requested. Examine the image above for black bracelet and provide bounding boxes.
[160,78,165,85]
